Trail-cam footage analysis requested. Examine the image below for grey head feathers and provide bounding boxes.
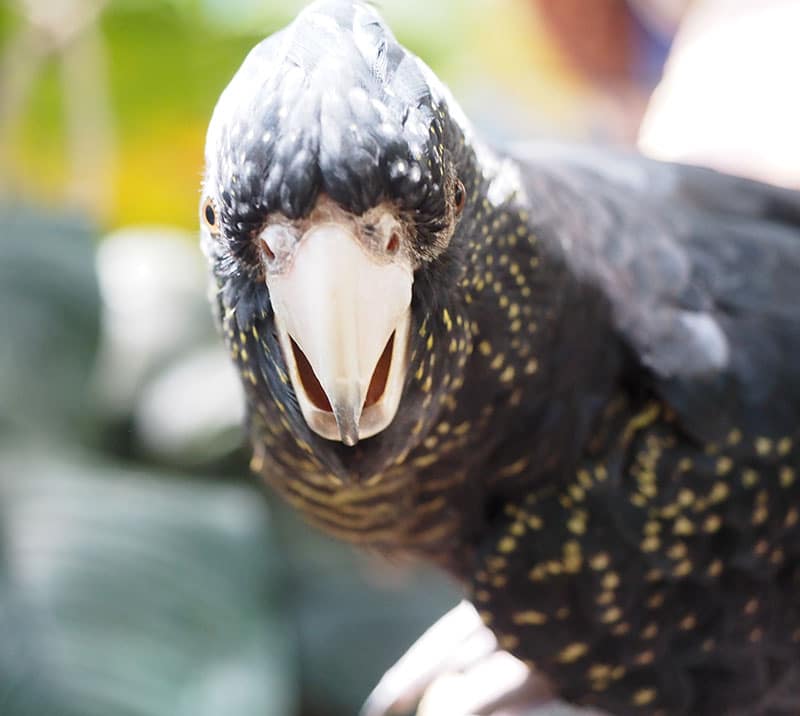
[203,0,465,250]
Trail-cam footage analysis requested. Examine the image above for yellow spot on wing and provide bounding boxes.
[596,591,615,606]
[524,358,539,374]
[673,517,695,536]
[588,664,612,681]
[641,623,658,639]
[602,572,620,590]
[412,453,439,468]
[755,437,772,455]
[527,515,544,530]
[709,481,730,502]
[442,308,453,331]
[498,634,519,650]
[742,469,759,488]
[512,611,548,625]
[752,504,769,525]
[497,537,516,553]
[716,456,733,475]
[563,540,583,572]
[453,421,471,436]
[601,607,622,624]
[641,536,660,553]
[727,428,742,445]
[673,559,693,577]
[497,458,529,478]
[557,642,589,663]
[567,513,587,535]
[509,522,525,536]
[611,665,626,679]
[590,552,610,570]
[643,521,661,536]
[667,542,688,560]
[622,403,661,444]
[632,688,657,706]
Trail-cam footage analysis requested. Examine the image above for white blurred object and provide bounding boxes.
[417,655,599,716]
[135,346,244,463]
[416,652,531,716]
[639,0,800,188]
[360,601,591,716]
[95,227,212,414]
[95,227,246,461]
[361,601,500,716]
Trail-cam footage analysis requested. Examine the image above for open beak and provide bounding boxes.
[266,224,412,446]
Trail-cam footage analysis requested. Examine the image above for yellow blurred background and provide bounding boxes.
[1,0,650,230]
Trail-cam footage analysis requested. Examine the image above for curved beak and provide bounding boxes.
[266,224,412,446]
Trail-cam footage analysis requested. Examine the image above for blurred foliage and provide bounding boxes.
[0,207,100,438]
[0,445,295,716]
[0,0,590,229]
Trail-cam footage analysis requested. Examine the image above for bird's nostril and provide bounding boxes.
[386,232,400,255]
[261,238,276,262]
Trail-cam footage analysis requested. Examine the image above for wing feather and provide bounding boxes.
[517,145,800,441]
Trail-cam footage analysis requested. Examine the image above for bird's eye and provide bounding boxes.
[202,198,220,235]
[454,180,466,215]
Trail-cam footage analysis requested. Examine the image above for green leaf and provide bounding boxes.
[0,207,101,438]
[0,445,296,716]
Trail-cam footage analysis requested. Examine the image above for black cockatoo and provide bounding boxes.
[200,2,800,714]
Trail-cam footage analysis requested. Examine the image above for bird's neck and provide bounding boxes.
[423,159,627,554]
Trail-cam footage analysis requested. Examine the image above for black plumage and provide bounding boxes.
[201,2,800,714]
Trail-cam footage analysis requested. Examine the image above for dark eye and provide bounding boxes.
[202,198,219,235]
[454,180,466,215]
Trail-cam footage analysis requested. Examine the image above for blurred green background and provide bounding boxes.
[0,1,662,714]
[0,0,611,229]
